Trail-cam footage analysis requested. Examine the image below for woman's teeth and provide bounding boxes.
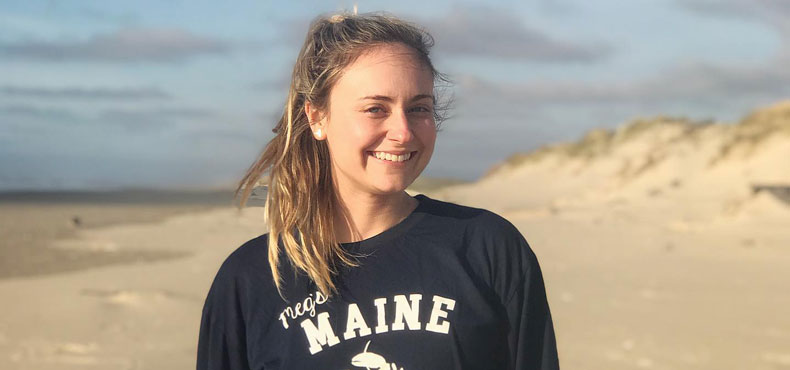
[373,151,412,162]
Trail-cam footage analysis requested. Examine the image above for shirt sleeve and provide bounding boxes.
[504,244,559,370]
[196,263,251,370]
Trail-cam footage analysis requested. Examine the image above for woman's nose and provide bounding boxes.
[385,110,413,143]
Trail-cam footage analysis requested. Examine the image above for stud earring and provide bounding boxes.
[314,128,323,139]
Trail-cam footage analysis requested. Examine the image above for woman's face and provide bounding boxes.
[318,43,437,197]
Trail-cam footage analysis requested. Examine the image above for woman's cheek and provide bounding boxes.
[419,121,438,142]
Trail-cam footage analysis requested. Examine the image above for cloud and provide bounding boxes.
[0,104,218,133]
[0,104,85,138]
[273,6,611,63]
[427,6,611,62]
[648,60,790,99]
[677,0,790,43]
[678,0,790,19]
[0,104,81,121]
[0,28,229,63]
[455,57,790,106]
[249,78,290,92]
[1,85,170,100]
[536,0,578,16]
[97,107,216,130]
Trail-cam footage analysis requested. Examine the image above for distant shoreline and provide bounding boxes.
[0,188,239,205]
[0,196,236,280]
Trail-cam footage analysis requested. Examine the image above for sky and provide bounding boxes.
[1,0,789,190]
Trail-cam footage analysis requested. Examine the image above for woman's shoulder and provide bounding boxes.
[224,232,269,263]
[416,194,523,239]
[212,233,275,285]
[417,194,536,266]
[416,195,540,302]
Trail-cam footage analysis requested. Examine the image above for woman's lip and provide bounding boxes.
[367,150,418,162]
[367,150,416,155]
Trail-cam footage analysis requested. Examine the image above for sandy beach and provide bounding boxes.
[0,204,266,370]
[1,101,788,369]
[2,199,788,370]
[0,189,236,279]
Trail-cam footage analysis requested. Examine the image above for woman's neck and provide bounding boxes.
[333,189,417,243]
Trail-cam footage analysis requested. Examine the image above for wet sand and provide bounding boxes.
[0,189,237,279]
[0,205,266,370]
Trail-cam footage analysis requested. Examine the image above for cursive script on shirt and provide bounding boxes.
[278,290,328,329]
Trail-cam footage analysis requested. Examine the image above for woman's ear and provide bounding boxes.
[304,101,326,141]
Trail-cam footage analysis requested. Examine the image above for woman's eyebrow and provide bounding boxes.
[358,94,435,103]
[411,94,435,103]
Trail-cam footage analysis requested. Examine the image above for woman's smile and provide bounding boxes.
[367,150,418,164]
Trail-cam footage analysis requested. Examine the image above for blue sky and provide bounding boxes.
[1,0,788,190]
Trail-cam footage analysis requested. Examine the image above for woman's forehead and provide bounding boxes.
[349,43,428,72]
[333,45,434,99]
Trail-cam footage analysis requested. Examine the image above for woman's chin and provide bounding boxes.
[370,177,414,195]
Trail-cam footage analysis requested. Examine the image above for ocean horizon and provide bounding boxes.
[0,188,238,205]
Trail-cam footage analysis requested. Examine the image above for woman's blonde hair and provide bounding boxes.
[235,12,448,298]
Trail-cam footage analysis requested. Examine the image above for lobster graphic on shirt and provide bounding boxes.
[348,340,404,370]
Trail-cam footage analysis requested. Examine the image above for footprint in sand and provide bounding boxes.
[52,238,119,252]
[56,342,99,355]
[639,288,657,300]
[763,352,790,367]
[635,357,653,368]
[12,340,103,366]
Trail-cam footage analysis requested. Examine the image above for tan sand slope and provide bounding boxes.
[437,100,790,223]
[426,100,790,369]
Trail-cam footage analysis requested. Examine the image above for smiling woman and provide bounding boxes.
[306,42,437,200]
[198,12,558,370]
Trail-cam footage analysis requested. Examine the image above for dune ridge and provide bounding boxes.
[426,100,790,369]
[437,100,790,226]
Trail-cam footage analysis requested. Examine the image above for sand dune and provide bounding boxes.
[427,100,790,369]
[437,100,790,219]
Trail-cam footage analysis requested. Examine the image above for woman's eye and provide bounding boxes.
[408,106,431,113]
[364,107,387,117]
